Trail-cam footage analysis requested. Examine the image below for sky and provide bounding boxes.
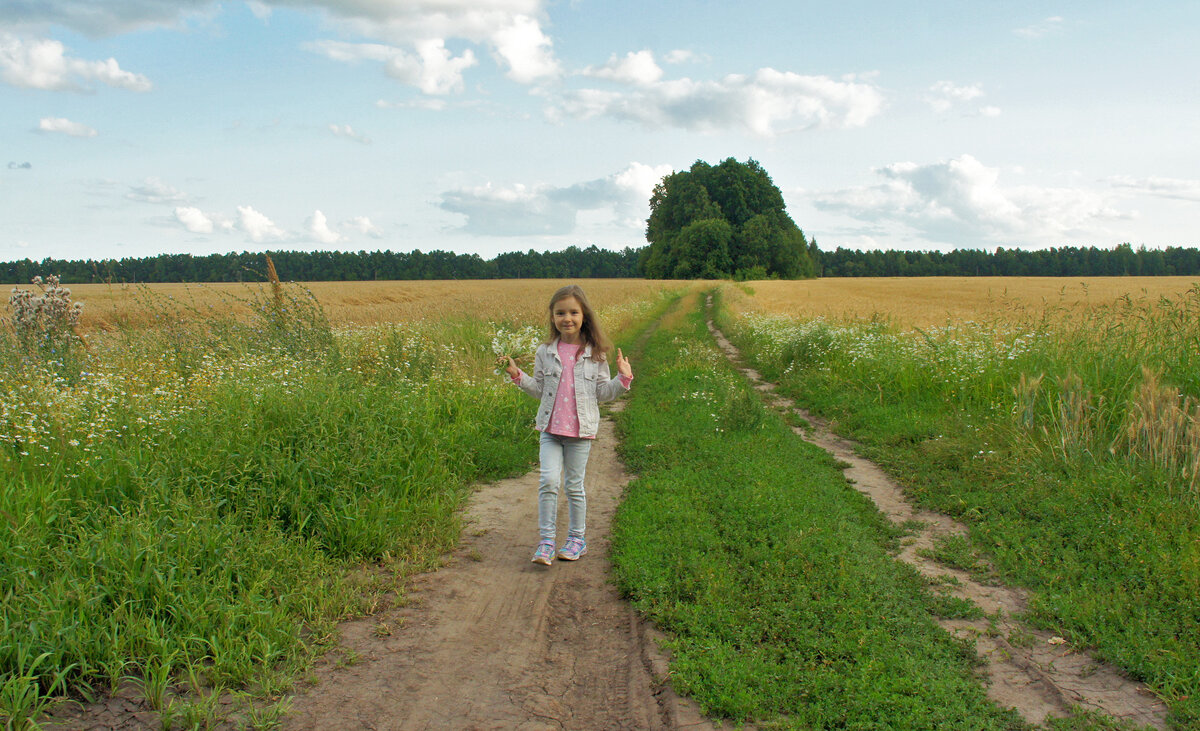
[2,1,1199,264]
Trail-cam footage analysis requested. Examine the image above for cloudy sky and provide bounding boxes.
[2,1,1198,263]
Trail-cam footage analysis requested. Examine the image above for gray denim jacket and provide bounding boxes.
[514,340,629,438]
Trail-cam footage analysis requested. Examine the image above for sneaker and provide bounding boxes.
[531,540,555,565]
[557,537,587,561]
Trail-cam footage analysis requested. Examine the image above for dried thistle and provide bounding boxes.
[8,274,85,355]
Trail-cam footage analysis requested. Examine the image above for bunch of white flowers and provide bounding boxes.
[8,274,85,354]
[489,324,542,376]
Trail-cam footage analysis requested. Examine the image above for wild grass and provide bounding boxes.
[610,294,1025,730]
[718,283,1200,729]
[0,275,672,729]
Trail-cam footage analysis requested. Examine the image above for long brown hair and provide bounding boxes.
[545,284,611,358]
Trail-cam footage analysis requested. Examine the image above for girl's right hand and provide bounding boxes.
[504,356,521,381]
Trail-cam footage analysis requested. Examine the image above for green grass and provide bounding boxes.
[717,285,1200,729]
[610,294,1025,730]
[0,283,672,730]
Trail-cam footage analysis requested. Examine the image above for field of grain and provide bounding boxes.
[731,276,1200,327]
[66,279,687,331]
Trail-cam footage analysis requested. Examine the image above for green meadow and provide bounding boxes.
[610,294,1025,729]
[3,277,1196,730]
[0,280,669,729]
[715,283,1200,729]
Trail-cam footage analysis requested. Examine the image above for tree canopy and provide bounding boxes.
[639,158,816,280]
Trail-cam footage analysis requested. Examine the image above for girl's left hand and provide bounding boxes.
[616,348,632,379]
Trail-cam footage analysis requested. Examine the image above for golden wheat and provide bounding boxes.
[66,279,690,331]
[1121,367,1200,494]
[728,276,1200,328]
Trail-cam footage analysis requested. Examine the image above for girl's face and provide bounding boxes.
[552,295,585,343]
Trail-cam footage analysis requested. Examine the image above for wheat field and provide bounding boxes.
[51,276,1200,333]
[65,279,690,331]
[728,276,1200,327]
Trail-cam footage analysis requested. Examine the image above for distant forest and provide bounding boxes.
[3,242,1198,284]
[816,243,1200,278]
[0,245,641,284]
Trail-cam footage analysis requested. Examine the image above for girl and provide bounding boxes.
[505,285,633,565]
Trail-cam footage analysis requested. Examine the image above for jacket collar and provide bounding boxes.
[550,338,593,360]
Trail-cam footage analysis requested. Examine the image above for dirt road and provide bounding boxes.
[281,405,714,731]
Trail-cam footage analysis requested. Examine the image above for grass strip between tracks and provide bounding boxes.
[609,292,1025,730]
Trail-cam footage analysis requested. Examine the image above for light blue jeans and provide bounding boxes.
[538,431,592,542]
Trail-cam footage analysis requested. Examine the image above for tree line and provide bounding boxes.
[1,245,642,284]
[6,242,1199,285]
[814,243,1200,278]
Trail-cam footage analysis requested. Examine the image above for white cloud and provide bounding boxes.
[977,105,1002,117]
[441,182,572,236]
[1015,16,1065,39]
[664,49,704,65]
[487,13,560,83]
[930,81,983,101]
[305,210,344,244]
[247,1,273,21]
[174,206,214,234]
[305,39,396,63]
[439,162,671,236]
[237,205,287,243]
[343,215,384,238]
[583,50,662,86]
[329,123,371,143]
[612,161,673,198]
[553,68,884,137]
[610,162,673,224]
[1,34,151,91]
[13,1,561,92]
[814,154,1130,246]
[37,116,97,137]
[308,38,478,95]
[302,2,558,89]
[127,177,188,204]
[0,0,212,35]
[1109,175,1200,202]
[385,38,477,94]
[281,0,544,42]
[926,80,984,113]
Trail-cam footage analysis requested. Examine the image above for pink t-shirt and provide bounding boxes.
[547,342,583,437]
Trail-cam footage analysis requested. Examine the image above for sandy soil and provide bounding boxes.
[278,404,717,731]
[707,312,1170,729]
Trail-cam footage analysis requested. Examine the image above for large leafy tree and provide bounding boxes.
[640,158,816,279]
